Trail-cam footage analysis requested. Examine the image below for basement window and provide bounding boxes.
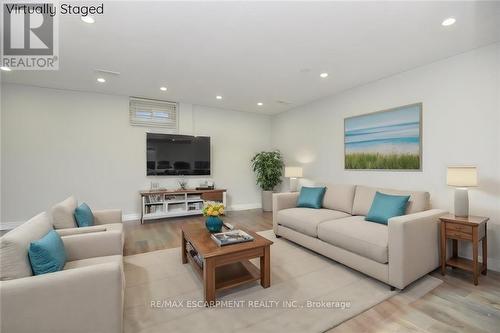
[129,97,178,130]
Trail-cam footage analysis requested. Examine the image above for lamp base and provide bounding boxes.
[289,178,299,192]
[454,188,469,217]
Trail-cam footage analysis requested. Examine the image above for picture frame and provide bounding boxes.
[344,103,422,171]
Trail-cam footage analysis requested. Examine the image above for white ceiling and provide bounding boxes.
[2,1,500,114]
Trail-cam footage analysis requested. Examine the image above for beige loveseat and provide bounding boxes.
[0,212,124,333]
[273,184,447,290]
[51,196,124,245]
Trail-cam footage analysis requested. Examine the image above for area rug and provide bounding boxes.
[123,230,442,333]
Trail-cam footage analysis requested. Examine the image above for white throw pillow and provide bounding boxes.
[51,196,78,229]
[0,212,52,280]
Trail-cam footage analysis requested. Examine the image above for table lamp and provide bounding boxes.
[284,166,303,192]
[447,166,477,217]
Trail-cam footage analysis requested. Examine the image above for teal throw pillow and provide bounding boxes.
[365,191,410,225]
[297,187,327,209]
[74,203,94,227]
[28,230,67,275]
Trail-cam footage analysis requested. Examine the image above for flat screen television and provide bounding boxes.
[147,133,211,176]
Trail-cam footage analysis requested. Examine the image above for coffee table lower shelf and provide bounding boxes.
[187,255,261,291]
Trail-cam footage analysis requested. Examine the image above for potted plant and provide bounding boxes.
[251,150,284,212]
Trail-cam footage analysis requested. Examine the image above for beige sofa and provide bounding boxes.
[273,184,447,290]
[0,212,124,333]
[51,196,124,245]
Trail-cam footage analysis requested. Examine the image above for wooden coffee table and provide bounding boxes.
[181,223,273,305]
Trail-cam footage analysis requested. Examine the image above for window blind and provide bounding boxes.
[129,97,178,130]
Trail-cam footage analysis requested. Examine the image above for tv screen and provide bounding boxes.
[147,133,211,176]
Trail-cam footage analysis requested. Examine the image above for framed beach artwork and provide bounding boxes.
[344,103,422,170]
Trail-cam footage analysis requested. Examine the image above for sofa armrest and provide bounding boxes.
[93,209,122,225]
[62,230,123,261]
[0,262,123,333]
[272,192,299,234]
[56,225,108,237]
[388,209,447,289]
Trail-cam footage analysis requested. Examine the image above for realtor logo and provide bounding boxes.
[1,2,59,70]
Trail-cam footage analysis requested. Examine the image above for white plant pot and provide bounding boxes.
[262,191,274,212]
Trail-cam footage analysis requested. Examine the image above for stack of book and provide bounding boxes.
[186,241,203,268]
[211,230,254,246]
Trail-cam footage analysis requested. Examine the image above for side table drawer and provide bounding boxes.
[446,223,472,234]
[446,230,472,240]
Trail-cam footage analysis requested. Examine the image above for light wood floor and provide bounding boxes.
[124,209,500,333]
[124,209,272,256]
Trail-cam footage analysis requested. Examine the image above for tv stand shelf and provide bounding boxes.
[139,189,227,224]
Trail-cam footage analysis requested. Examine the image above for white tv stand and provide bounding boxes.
[139,189,227,224]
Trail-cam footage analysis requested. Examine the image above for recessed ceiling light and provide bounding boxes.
[441,17,456,26]
[0,66,11,71]
[81,16,95,24]
[320,72,328,78]
[160,87,167,91]
[97,77,106,83]
[216,95,222,100]
[257,102,263,106]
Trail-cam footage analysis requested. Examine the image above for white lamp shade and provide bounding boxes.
[284,166,303,178]
[447,166,478,187]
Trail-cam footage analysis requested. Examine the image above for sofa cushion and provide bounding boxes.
[64,255,122,270]
[321,184,356,214]
[297,187,327,209]
[317,216,388,264]
[365,192,410,225]
[28,230,67,275]
[352,185,430,216]
[0,212,53,280]
[277,208,350,237]
[51,196,78,229]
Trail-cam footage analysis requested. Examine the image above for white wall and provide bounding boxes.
[2,43,499,269]
[272,43,500,270]
[1,85,271,222]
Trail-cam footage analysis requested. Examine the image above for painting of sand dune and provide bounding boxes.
[344,104,422,170]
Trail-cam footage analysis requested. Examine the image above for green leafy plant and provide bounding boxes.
[251,150,284,191]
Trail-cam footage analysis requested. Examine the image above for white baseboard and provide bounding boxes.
[489,258,500,272]
[122,213,141,222]
[227,203,262,211]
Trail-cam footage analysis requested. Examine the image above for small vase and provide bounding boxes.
[205,216,223,233]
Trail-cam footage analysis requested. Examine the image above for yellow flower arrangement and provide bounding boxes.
[202,201,225,217]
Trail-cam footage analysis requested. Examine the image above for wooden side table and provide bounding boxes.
[440,214,488,285]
